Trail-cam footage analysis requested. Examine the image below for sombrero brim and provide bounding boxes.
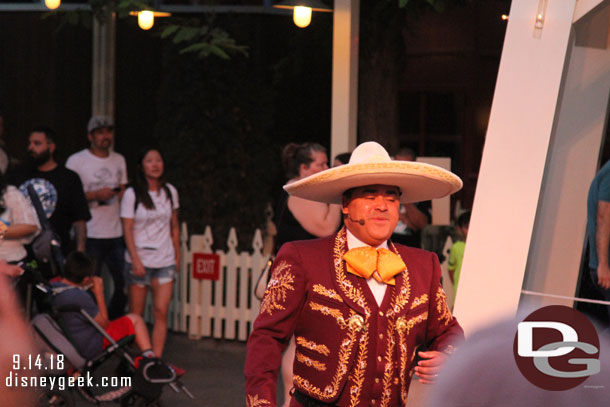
[284,161,463,204]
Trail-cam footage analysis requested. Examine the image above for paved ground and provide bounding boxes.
[68,332,254,407]
[52,330,433,407]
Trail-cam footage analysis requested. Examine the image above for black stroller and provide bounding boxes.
[25,266,194,407]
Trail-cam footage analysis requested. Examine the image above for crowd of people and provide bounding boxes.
[10,113,608,407]
[0,115,180,363]
[2,120,475,406]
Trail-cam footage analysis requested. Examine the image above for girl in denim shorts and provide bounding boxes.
[121,147,180,357]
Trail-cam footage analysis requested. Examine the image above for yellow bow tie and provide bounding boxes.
[343,246,406,285]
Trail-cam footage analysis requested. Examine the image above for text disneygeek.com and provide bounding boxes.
[5,371,131,391]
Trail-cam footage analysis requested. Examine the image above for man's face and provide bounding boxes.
[27,132,53,166]
[300,151,328,178]
[342,184,401,246]
[88,127,114,151]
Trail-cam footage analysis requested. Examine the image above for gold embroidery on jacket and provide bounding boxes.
[296,351,327,371]
[386,242,411,318]
[379,328,396,407]
[246,394,271,407]
[260,261,295,316]
[313,284,344,303]
[348,329,368,407]
[410,294,428,309]
[396,312,429,335]
[335,229,371,407]
[379,241,410,407]
[436,286,452,326]
[294,317,359,401]
[296,336,331,357]
[397,328,408,405]
[293,230,370,403]
[333,229,369,314]
[309,302,344,320]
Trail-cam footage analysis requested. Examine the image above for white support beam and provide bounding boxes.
[454,0,579,334]
[330,0,359,162]
[523,2,610,310]
[574,0,606,22]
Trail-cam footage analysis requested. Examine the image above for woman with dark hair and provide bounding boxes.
[120,147,179,357]
[0,172,39,262]
[275,142,341,407]
[275,143,341,252]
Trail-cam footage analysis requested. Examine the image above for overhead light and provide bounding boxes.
[44,0,61,10]
[501,14,509,21]
[129,10,171,31]
[273,0,332,29]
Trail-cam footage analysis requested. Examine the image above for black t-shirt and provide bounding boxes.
[8,165,91,254]
[274,190,317,253]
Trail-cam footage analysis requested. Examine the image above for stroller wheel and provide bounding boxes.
[38,390,74,407]
[120,393,161,407]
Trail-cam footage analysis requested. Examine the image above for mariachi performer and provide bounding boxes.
[245,142,464,407]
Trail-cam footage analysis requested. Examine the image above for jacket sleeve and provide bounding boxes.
[244,242,309,407]
[425,252,464,353]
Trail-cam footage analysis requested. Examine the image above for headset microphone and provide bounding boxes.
[348,215,365,226]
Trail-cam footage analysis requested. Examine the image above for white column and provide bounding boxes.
[523,3,610,309]
[91,9,116,118]
[453,0,579,334]
[330,0,359,161]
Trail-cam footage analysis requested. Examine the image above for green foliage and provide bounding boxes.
[161,19,248,59]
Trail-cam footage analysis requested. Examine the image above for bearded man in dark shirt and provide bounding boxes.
[8,126,90,255]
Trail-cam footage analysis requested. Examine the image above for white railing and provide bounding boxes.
[142,223,266,342]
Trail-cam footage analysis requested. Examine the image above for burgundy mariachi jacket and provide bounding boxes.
[245,229,464,407]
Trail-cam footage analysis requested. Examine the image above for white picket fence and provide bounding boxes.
[139,223,457,342]
[142,223,266,342]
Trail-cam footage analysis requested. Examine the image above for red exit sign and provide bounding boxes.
[192,253,220,280]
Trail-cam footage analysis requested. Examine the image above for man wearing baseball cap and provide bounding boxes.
[66,116,128,319]
[245,142,464,407]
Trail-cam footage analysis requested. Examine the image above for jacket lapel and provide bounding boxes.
[329,229,372,317]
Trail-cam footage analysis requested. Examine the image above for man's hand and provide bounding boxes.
[414,350,447,384]
[96,187,118,201]
[597,264,610,289]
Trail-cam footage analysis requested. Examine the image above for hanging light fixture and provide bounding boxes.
[273,0,332,29]
[129,9,171,31]
[44,0,61,10]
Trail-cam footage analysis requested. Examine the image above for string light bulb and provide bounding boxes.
[138,10,154,30]
[293,6,312,28]
[129,10,171,31]
[44,0,61,10]
[273,1,332,29]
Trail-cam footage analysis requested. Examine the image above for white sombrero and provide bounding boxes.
[284,141,462,204]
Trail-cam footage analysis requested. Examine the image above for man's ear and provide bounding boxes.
[341,201,349,216]
[299,162,308,175]
[49,141,56,154]
[87,133,93,144]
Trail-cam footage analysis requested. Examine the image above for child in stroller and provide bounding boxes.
[31,252,193,406]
